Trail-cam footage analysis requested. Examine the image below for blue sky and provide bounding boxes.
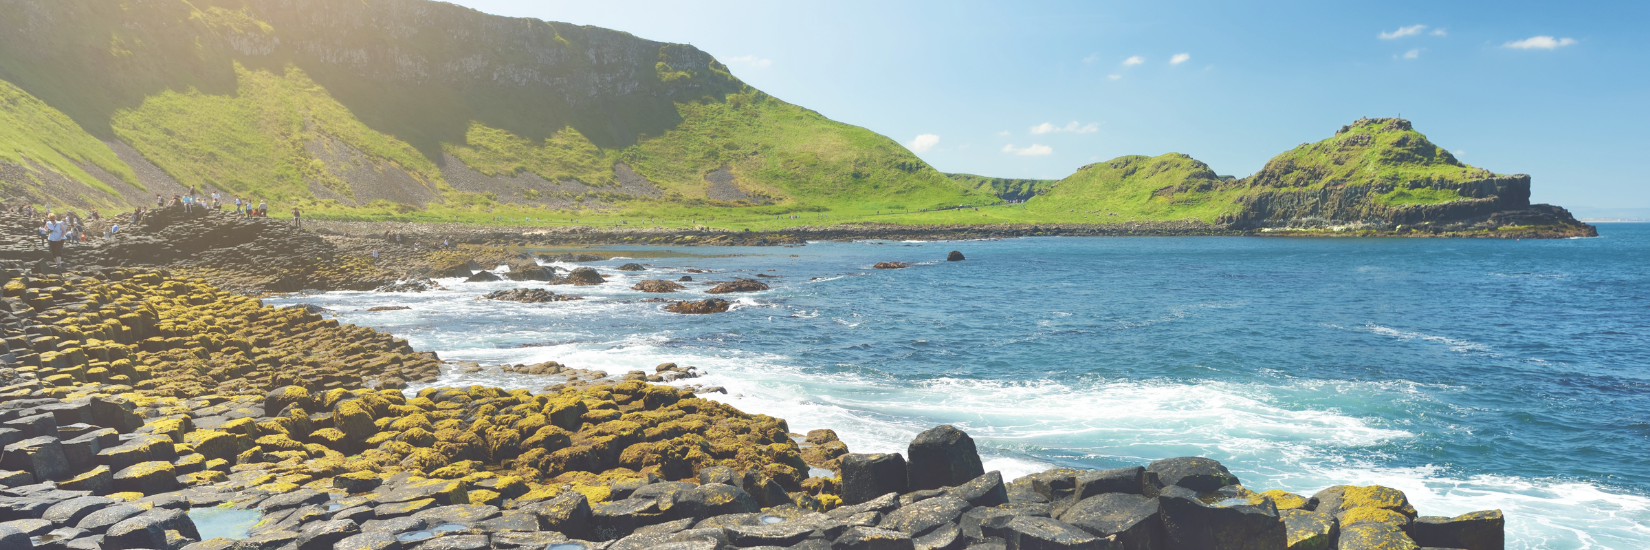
[446,0,1648,208]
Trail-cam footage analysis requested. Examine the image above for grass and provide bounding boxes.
[0,78,135,205]
[1249,118,1495,195]
[0,2,1498,228]
[110,64,445,203]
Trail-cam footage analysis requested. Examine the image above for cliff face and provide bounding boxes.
[1225,175,1530,228]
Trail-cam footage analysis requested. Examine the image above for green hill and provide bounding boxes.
[0,0,991,221]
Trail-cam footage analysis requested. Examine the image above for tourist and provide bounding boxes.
[292,206,301,227]
[155,194,163,208]
[258,200,267,217]
[42,214,66,268]
[371,249,378,260]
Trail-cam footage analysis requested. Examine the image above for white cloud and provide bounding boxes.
[1431,28,1448,37]
[1002,144,1053,156]
[1453,150,1465,156]
[1123,56,1145,66]
[905,134,940,153]
[1170,53,1191,65]
[1502,36,1577,50]
[1029,121,1099,134]
[1083,53,1100,63]
[1108,74,1122,80]
[726,55,773,68]
[1379,25,1428,40]
[1403,49,1422,59]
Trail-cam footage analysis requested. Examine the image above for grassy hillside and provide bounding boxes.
[1247,118,1494,203]
[947,173,1057,202]
[0,0,990,221]
[1023,153,1246,222]
[0,79,135,206]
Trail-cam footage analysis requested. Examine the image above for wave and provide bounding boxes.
[1362,324,1493,354]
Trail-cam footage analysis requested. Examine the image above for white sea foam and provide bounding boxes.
[285,284,1650,550]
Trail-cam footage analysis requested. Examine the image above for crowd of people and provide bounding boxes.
[20,186,303,268]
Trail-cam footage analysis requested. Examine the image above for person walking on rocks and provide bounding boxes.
[291,206,301,227]
[155,194,163,208]
[42,214,66,268]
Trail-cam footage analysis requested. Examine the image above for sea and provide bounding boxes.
[268,223,1650,549]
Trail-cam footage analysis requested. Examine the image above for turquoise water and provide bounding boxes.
[188,507,260,540]
[271,224,1650,548]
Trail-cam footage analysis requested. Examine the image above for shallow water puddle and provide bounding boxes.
[189,507,262,540]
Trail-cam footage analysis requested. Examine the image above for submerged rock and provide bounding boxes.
[873,262,910,269]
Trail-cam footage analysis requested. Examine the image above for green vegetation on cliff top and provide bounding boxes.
[0,0,1516,229]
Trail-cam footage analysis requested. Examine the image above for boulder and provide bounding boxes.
[102,508,199,549]
[1146,457,1240,493]
[483,288,579,303]
[1157,490,1286,550]
[0,436,68,481]
[112,461,177,494]
[74,504,144,532]
[0,526,26,550]
[668,484,759,520]
[1278,509,1336,550]
[873,262,911,269]
[946,471,1009,507]
[463,271,502,283]
[1409,510,1503,550]
[705,279,768,294]
[632,280,685,293]
[42,496,114,527]
[1057,493,1161,550]
[663,299,731,315]
[506,266,559,282]
[525,490,590,539]
[616,263,646,271]
[947,251,965,261]
[841,453,909,505]
[332,531,400,550]
[1336,522,1417,550]
[565,268,604,285]
[906,425,985,491]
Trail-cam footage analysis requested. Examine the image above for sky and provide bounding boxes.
[444,0,1649,209]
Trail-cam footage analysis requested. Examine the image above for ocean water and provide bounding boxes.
[269,224,1650,549]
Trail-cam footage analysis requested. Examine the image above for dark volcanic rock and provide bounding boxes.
[375,278,442,292]
[632,280,685,293]
[483,288,580,303]
[564,267,605,285]
[463,270,502,283]
[616,263,645,271]
[1157,490,1285,550]
[872,262,910,269]
[1058,493,1161,550]
[506,265,560,282]
[1410,510,1504,550]
[1146,457,1239,493]
[906,425,985,491]
[663,299,730,315]
[946,250,964,261]
[840,453,908,505]
[704,279,767,294]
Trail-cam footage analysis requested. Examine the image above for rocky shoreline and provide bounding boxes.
[0,262,1501,550]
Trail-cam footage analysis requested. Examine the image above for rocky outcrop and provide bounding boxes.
[1221,174,1595,233]
[665,298,731,314]
[632,280,685,293]
[482,288,580,303]
[706,279,768,294]
[873,262,910,269]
